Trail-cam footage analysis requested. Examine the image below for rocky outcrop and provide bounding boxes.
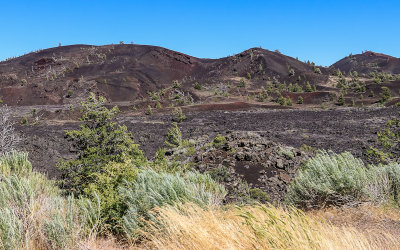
[165,131,313,203]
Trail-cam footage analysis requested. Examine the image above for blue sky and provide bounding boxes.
[1,0,399,66]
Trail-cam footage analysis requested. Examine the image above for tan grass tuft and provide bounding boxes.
[138,203,400,250]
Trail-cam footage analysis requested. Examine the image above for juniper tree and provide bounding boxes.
[380,87,391,103]
[297,96,303,104]
[305,82,313,92]
[58,93,146,228]
[59,93,145,192]
[165,122,183,148]
[337,93,345,106]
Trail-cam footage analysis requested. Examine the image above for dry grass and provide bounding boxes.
[137,203,400,250]
[310,204,400,244]
[79,237,125,250]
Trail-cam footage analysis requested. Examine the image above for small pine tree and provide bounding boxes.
[305,82,313,92]
[172,80,181,88]
[337,93,345,106]
[165,122,183,148]
[380,87,391,103]
[172,107,186,122]
[277,95,286,106]
[329,93,336,102]
[156,102,162,109]
[238,79,246,88]
[297,96,303,104]
[286,97,293,106]
[288,83,294,92]
[146,105,153,115]
[333,68,342,77]
[58,93,146,228]
[369,90,375,97]
[66,90,73,98]
[21,116,28,125]
[194,82,202,90]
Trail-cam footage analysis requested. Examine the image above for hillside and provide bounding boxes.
[332,51,400,75]
[0,44,327,106]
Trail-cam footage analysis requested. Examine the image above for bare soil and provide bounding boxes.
[18,106,400,179]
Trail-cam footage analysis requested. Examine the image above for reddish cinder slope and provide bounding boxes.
[0,44,326,106]
[332,51,400,75]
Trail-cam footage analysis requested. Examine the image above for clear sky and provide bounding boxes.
[1,0,399,66]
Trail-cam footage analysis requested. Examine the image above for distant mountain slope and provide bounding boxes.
[0,44,327,106]
[332,51,400,75]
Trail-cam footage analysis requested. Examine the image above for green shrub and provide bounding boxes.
[294,83,303,92]
[238,79,246,88]
[277,96,286,106]
[305,82,313,92]
[257,87,268,102]
[366,112,400,163]
[165,122,183,148]
[380,86,391,103]
[207,165,231,182]
[249,188,271,203]
[0,151,32,176]
[0,152,101,249]
[194,82,202,90]
[337,93,345,106]
[120,169,226,240]
[21,117,28,125]
[58,93,145,194]
[172,80,181,88]
[286,151,400,208]
[369,90,375,97]
[147,91,160,101]
[66,90,73,98]
[81,160,137,231]
[333,68,342,77]
[313,66,322,74]
[145,105,152,115]
[278,146,294,160]
[58,93,145,229]
[286,97,293,106]
[213,134,226,146]
[172,107,186,123]
[0,208,21,250]
[297,96,303,104]
[286,151,370,208]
